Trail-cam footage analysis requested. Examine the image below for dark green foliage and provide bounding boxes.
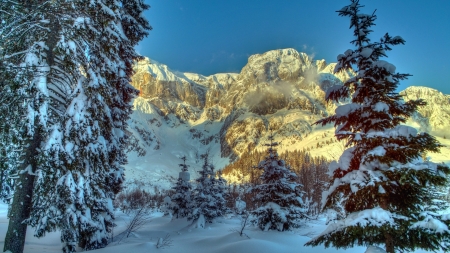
[0,63,25,203]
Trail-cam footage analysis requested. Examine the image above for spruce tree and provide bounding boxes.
[170,156,193,218]
[306,1,450,252]
[1,1,62,252]
[30,1,149,252]
[250,133,307,231]
[189,153,228,225]
[1,1,150,252]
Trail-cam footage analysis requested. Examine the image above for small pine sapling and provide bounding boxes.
[250,132,308,231]
[170,156,193,218]
[189,153,228,225]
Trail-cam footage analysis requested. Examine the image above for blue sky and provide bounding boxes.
[138,0,450,94]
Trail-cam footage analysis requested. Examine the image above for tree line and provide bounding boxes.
[222,148,329,215]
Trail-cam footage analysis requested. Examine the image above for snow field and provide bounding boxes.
[0,202,442,253]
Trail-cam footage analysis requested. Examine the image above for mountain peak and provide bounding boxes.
[248,48,311,63]
[402,86,449,97]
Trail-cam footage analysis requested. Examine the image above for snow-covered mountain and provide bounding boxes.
[125,48,450,189]
[400,86,450,136]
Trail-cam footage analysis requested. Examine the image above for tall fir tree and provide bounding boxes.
[189,153,228,225]
[31,1,150,252]
[306,1,450,252]
[1,1,62,252]
[250,132,307,231]
[1,1,150,252]
[170,156,193,218]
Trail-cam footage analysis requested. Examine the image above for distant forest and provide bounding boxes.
[222,149,329,215]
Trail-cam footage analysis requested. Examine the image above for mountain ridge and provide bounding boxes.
[125,48,450,188]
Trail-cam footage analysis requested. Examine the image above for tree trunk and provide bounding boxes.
[3,131,40,253]
[385,233,395,253]
[380,196,394,253]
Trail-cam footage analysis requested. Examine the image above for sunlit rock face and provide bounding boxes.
[130,49,347,158]
[400,86,450,135]
[129,49,448,160]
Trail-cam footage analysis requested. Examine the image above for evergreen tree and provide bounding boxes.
[250,133,307,231]
[170,156,193,218]
[189,153,228,225]
[306,1,450,252]
[1,1,63,252]
[1,1,150,252]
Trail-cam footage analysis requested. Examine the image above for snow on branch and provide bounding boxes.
[316,207,406,237]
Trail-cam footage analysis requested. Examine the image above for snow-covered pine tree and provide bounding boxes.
[306,1,450,252]
[1,1,65,252]
[212,168,229,217]
[170,156,193,218]
[189,153,228,225]
[13,0,151,252]
[250,132,307,231]
[67,1,150,249]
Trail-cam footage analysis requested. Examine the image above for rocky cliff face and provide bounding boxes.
[129,49,449,163]
[130,49,350,159]
[400,86,450,136]
[125,49,450,189]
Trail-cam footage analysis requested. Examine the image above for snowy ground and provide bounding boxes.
[0,202,443,253]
